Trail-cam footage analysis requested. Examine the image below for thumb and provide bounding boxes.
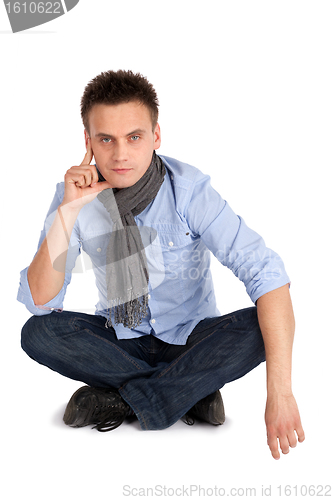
[91,180,113,193]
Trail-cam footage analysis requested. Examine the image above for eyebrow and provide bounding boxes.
[95,129,146,139]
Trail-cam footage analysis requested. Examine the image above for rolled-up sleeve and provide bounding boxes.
[17,266,70,315]
[186,172,290,303]
[17,183,80,315]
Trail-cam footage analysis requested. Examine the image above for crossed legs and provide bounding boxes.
[21,307,266,430]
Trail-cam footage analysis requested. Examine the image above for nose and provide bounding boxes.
[112,140,128,162]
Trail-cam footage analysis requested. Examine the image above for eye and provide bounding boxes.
[102,138,111,143]
[130,135,140,141]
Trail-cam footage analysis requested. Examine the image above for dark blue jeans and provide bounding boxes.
[21,307,266,430]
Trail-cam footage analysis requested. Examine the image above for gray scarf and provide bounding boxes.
[97,152,165,329]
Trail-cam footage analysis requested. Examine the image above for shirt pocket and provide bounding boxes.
[80,232,111,271]
[149,222,194,249]
[146,224,196,291]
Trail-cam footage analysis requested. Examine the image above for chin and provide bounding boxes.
[112,180,134,190]
[109,173,139,190]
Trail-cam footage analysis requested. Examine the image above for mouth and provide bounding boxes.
[112,168,133,174]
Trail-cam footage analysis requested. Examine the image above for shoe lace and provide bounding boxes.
[92,404,128,432]
[181,412,195,426]
[83,392,129,432]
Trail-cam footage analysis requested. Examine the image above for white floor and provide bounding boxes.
[3,302,331,500]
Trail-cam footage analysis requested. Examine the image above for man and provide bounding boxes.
[18,69,305,459]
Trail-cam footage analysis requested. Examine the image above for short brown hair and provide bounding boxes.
[81,70,159,133]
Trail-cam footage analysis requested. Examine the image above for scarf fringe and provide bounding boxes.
[104,291,149,330]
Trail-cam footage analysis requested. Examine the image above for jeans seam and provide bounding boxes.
[69,317,79,331]
[119,387,149,430]
[83,330,144,371]
[156,326,222,379]
[69,315,108,332]
[193,315,234,334]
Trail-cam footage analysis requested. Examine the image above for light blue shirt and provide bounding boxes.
[17,155,290,345]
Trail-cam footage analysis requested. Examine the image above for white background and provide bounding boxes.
[1,1,332,498]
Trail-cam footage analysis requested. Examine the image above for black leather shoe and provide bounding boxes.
[182,390,225,426]
[63,385,133,432]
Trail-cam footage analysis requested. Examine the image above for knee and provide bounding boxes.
[21,315,48,360]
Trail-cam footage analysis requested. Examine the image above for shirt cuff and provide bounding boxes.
[248,275,291,304]
[17,267,65,316]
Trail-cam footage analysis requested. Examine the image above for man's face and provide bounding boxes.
[85,101,161,189]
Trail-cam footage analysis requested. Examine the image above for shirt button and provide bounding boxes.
[168,241,174,247]
[151,319,156,324]
[97,248,102,252]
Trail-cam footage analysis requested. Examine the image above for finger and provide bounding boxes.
[267,433,280,460]
[288,430,298,449]
[91,180,113,193]
[279,435,290,455]
[66,169,93,188]
[76,170,93,187]
[80,137,93,166]
[296,423,305,443]
[90,165,100,187]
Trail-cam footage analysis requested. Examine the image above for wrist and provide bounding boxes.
[59,201,81,216]
[266,364,292,395]
[57,204,80,244]
[267,380,293,397]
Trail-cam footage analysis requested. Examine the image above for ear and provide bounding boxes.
[153,123,161,150]
[84,129,90,148]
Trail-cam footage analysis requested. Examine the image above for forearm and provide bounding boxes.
[256,283,295,394]
[27,204,79,305]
